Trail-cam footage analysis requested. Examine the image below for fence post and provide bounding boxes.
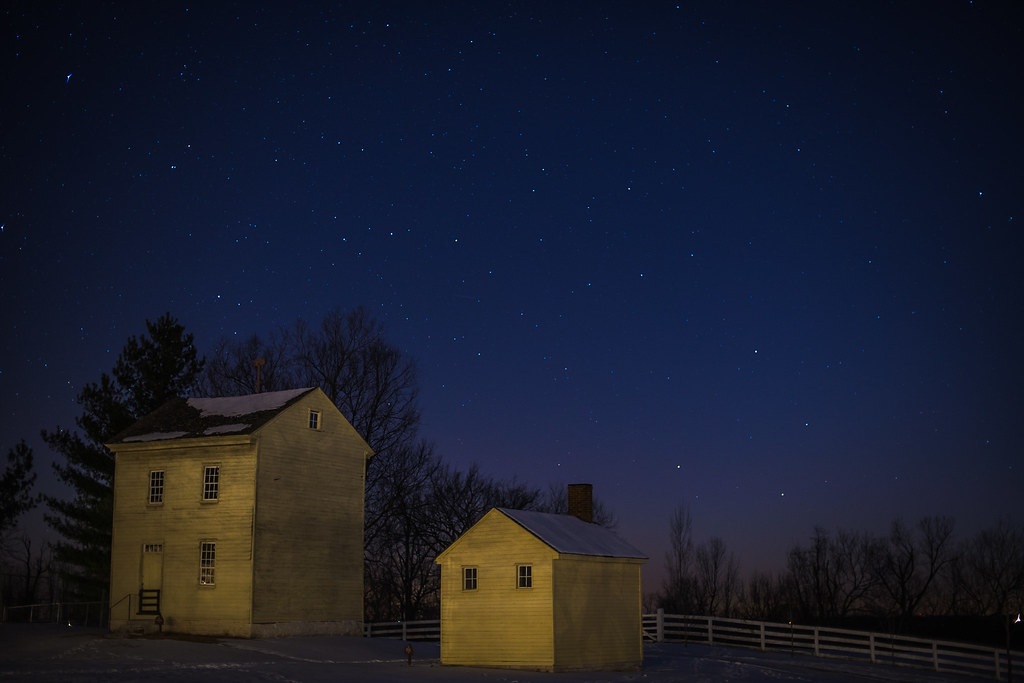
[707,617,713,645]
[995,650,1002,681]
[814,627,820,657]
[932,642,939,672]
[869,633,876,664]
[402,621,408,641]
[656,608,664,643]
[760,623,766,651]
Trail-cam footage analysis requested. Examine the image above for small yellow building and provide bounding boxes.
[435,486,647,672]
[106,387,372,637]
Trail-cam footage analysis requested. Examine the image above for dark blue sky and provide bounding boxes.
[3,1,1022,585]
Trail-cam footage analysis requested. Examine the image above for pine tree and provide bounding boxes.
[42,313,203,601]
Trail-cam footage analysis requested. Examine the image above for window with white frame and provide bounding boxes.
[199,541,216,585]
[517,564,532,588]
[463,566,478,590]
[309,409,321,430]
[202,465,220,501]
[149,470,164,504]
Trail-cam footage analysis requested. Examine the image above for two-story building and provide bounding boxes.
[106,387,372,637]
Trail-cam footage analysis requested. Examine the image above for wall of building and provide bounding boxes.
[109,438,257,636]
[552,555,644,671]
[250,390,366,633]
[438,511,559,669]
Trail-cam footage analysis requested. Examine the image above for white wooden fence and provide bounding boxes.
[643,611,1024,681]
[364,619,441,641]
[364,613,1024,680]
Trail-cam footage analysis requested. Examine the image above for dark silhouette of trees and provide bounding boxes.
[786,527,882,620]
[953,517,1024,617]
[41,313,203,601]
[0,440,38,538]
[876,516,956,625]
[661,503,696,613]
[694,536,741,616]
[650,511,1019,637]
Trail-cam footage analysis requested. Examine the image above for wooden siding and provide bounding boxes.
[109,439,258,636]
[109,388,370,637]
[552,555,644,670]
[438,510,559,669]
[250,390,366,630]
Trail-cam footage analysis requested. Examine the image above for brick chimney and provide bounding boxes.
[567,483,593,523]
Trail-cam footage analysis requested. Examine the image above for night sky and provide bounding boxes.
[3,2,1022,587]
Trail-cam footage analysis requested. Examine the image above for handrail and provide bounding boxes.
[109,592,132,624]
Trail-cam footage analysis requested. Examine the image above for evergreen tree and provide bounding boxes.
[42,313,203,601]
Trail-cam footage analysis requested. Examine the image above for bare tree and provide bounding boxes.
[1,534,55,608]
[661,503,695,613]
[788,527,881,620]
[740,571,793,621]
[954,518,1024,617]
[197,332,294,396]
[876,516,956,624]
[363,440,440,621]
[292,307,420,458]
[694,537,740,616]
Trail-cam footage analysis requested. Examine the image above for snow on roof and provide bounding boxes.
[187,388,313,418]
[498,508,647,559]
[203,423,250,436]
[122,431,190,443]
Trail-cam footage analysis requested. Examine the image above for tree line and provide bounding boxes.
[657,503,1024,636]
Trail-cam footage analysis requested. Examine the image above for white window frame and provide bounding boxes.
[517,564,532,589]
[199,541,216,586]
[202,465,220,502]
[309,409,322,430]
[148,470,164,505]
[463,566,478,591]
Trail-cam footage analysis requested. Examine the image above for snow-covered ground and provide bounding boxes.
[0,624,980,682]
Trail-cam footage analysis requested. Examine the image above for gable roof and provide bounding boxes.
[497,508,647,560]
[108,388,317,444]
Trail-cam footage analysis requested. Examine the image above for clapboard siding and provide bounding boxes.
[552,556,644,670]
[438,512,558,668]
[251,390,366,628]
[436,507,646,672]
[108,388,370,637]
[110,439,258,636]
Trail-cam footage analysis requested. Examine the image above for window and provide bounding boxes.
[199,542,216,585]
[308,409,321,430]
[202,466,220,501]
[149,471,164,504]
[143,543,163,553]
[517,564,532,589]
[463,567,477,591]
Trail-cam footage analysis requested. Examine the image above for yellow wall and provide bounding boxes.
[110,438,257,636]
[436,509,645,671]
[109,389,370,637]
[437,510,558,669]
[251,390,366,632]
[552,555,644,670]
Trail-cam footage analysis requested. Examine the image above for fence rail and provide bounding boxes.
[643,611,1024,681]
[1,601,106,627]
[364,618,440,641]
[363,613,1021,680]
